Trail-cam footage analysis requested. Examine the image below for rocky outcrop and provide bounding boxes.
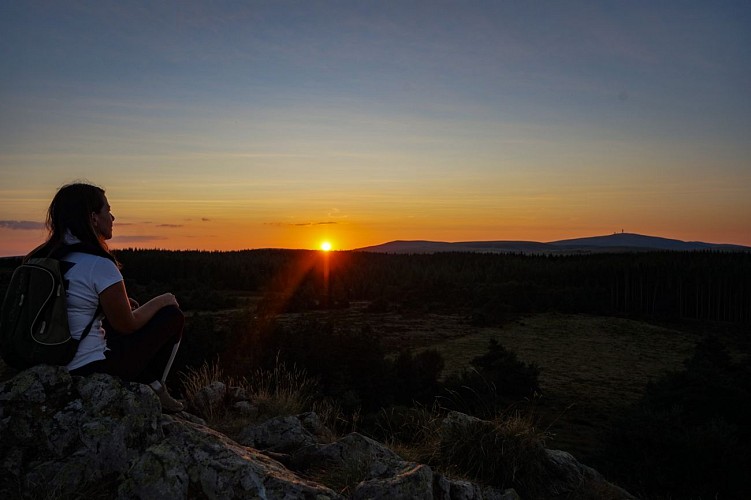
[0,365,338,499]
[1,365,633,499]
[281,430,520,500]
[438,411,635,500]
[237,411,328,453]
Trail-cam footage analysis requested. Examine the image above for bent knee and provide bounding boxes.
[155,305,185,330]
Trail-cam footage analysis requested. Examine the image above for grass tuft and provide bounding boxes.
[374,403,443,465]
[307,455,373,497]
[438,410,550,497]
[180,359,238,422]
[247,356,316,419]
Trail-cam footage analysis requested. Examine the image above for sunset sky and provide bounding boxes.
[1,1,749,256]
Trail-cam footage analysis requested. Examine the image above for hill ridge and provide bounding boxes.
[356,232,750,254]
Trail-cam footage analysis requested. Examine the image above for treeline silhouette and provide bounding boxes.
[104,249,751,324]
[4,249,749,325]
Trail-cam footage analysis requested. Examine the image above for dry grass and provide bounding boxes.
[373,402,552,498]
[180,360,239,422]
[438,411,551,497]
[180,356,318,431]
[246,357,317,419]
[375,403,443,465]
[310,398,360,439]
[306,455,373,497]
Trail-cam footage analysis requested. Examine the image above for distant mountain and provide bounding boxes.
[356,233,751,254]
[355,240,555,254]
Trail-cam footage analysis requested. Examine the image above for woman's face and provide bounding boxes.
[92,195,115,240]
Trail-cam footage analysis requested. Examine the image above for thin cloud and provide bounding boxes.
[0,220,45,230]
[157,224,183,228]
[264,221,338,227]
[111,235,169,243]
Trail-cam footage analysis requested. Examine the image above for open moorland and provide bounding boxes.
[272,303,707,459]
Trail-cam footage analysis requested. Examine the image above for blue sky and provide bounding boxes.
[1,1,749,255]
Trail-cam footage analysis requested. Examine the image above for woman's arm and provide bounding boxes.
[99,281,179,334]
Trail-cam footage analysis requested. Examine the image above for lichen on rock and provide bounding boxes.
[0,365,339,499]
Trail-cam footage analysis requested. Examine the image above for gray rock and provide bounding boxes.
[438,477,520,500]
[298,411,330,439]
[230,385,249,401]
[301,429,525,500]
[352,464,435,500]
[482,486,522,500]
[0,365,340,500]
[193,380,227,412]
[178,411,207,425]
[1,366,161,498]
[310,432,408,479]
[119,416,339,499]
[545,449,636,499]
[233,400,258,417]
[447,479,482,500]
[237,414,319,453]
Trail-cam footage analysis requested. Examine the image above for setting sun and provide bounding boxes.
[320,241,332,251]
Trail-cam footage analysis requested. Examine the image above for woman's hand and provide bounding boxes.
[157,293,179,309]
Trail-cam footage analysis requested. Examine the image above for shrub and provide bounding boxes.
[443,339,540,417]
[392,349,445,404]
[599,335,751,499]
[438,411,550,497]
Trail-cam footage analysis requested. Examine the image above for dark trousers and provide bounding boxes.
[70,305,184,384]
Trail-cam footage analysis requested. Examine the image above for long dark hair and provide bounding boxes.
[26,182,118,265]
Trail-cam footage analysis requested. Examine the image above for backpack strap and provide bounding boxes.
[53,244,111,345]
[50,244,103,343]
[78,304,102,344]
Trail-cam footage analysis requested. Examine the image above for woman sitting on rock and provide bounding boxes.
[26,181,185,412]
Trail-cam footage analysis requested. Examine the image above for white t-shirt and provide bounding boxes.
[61,251,123,371]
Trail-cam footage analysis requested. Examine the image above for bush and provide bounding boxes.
[392,349,445,404]
[443,339,540,417]
[437,410,551,499]
[599,335,751,499]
